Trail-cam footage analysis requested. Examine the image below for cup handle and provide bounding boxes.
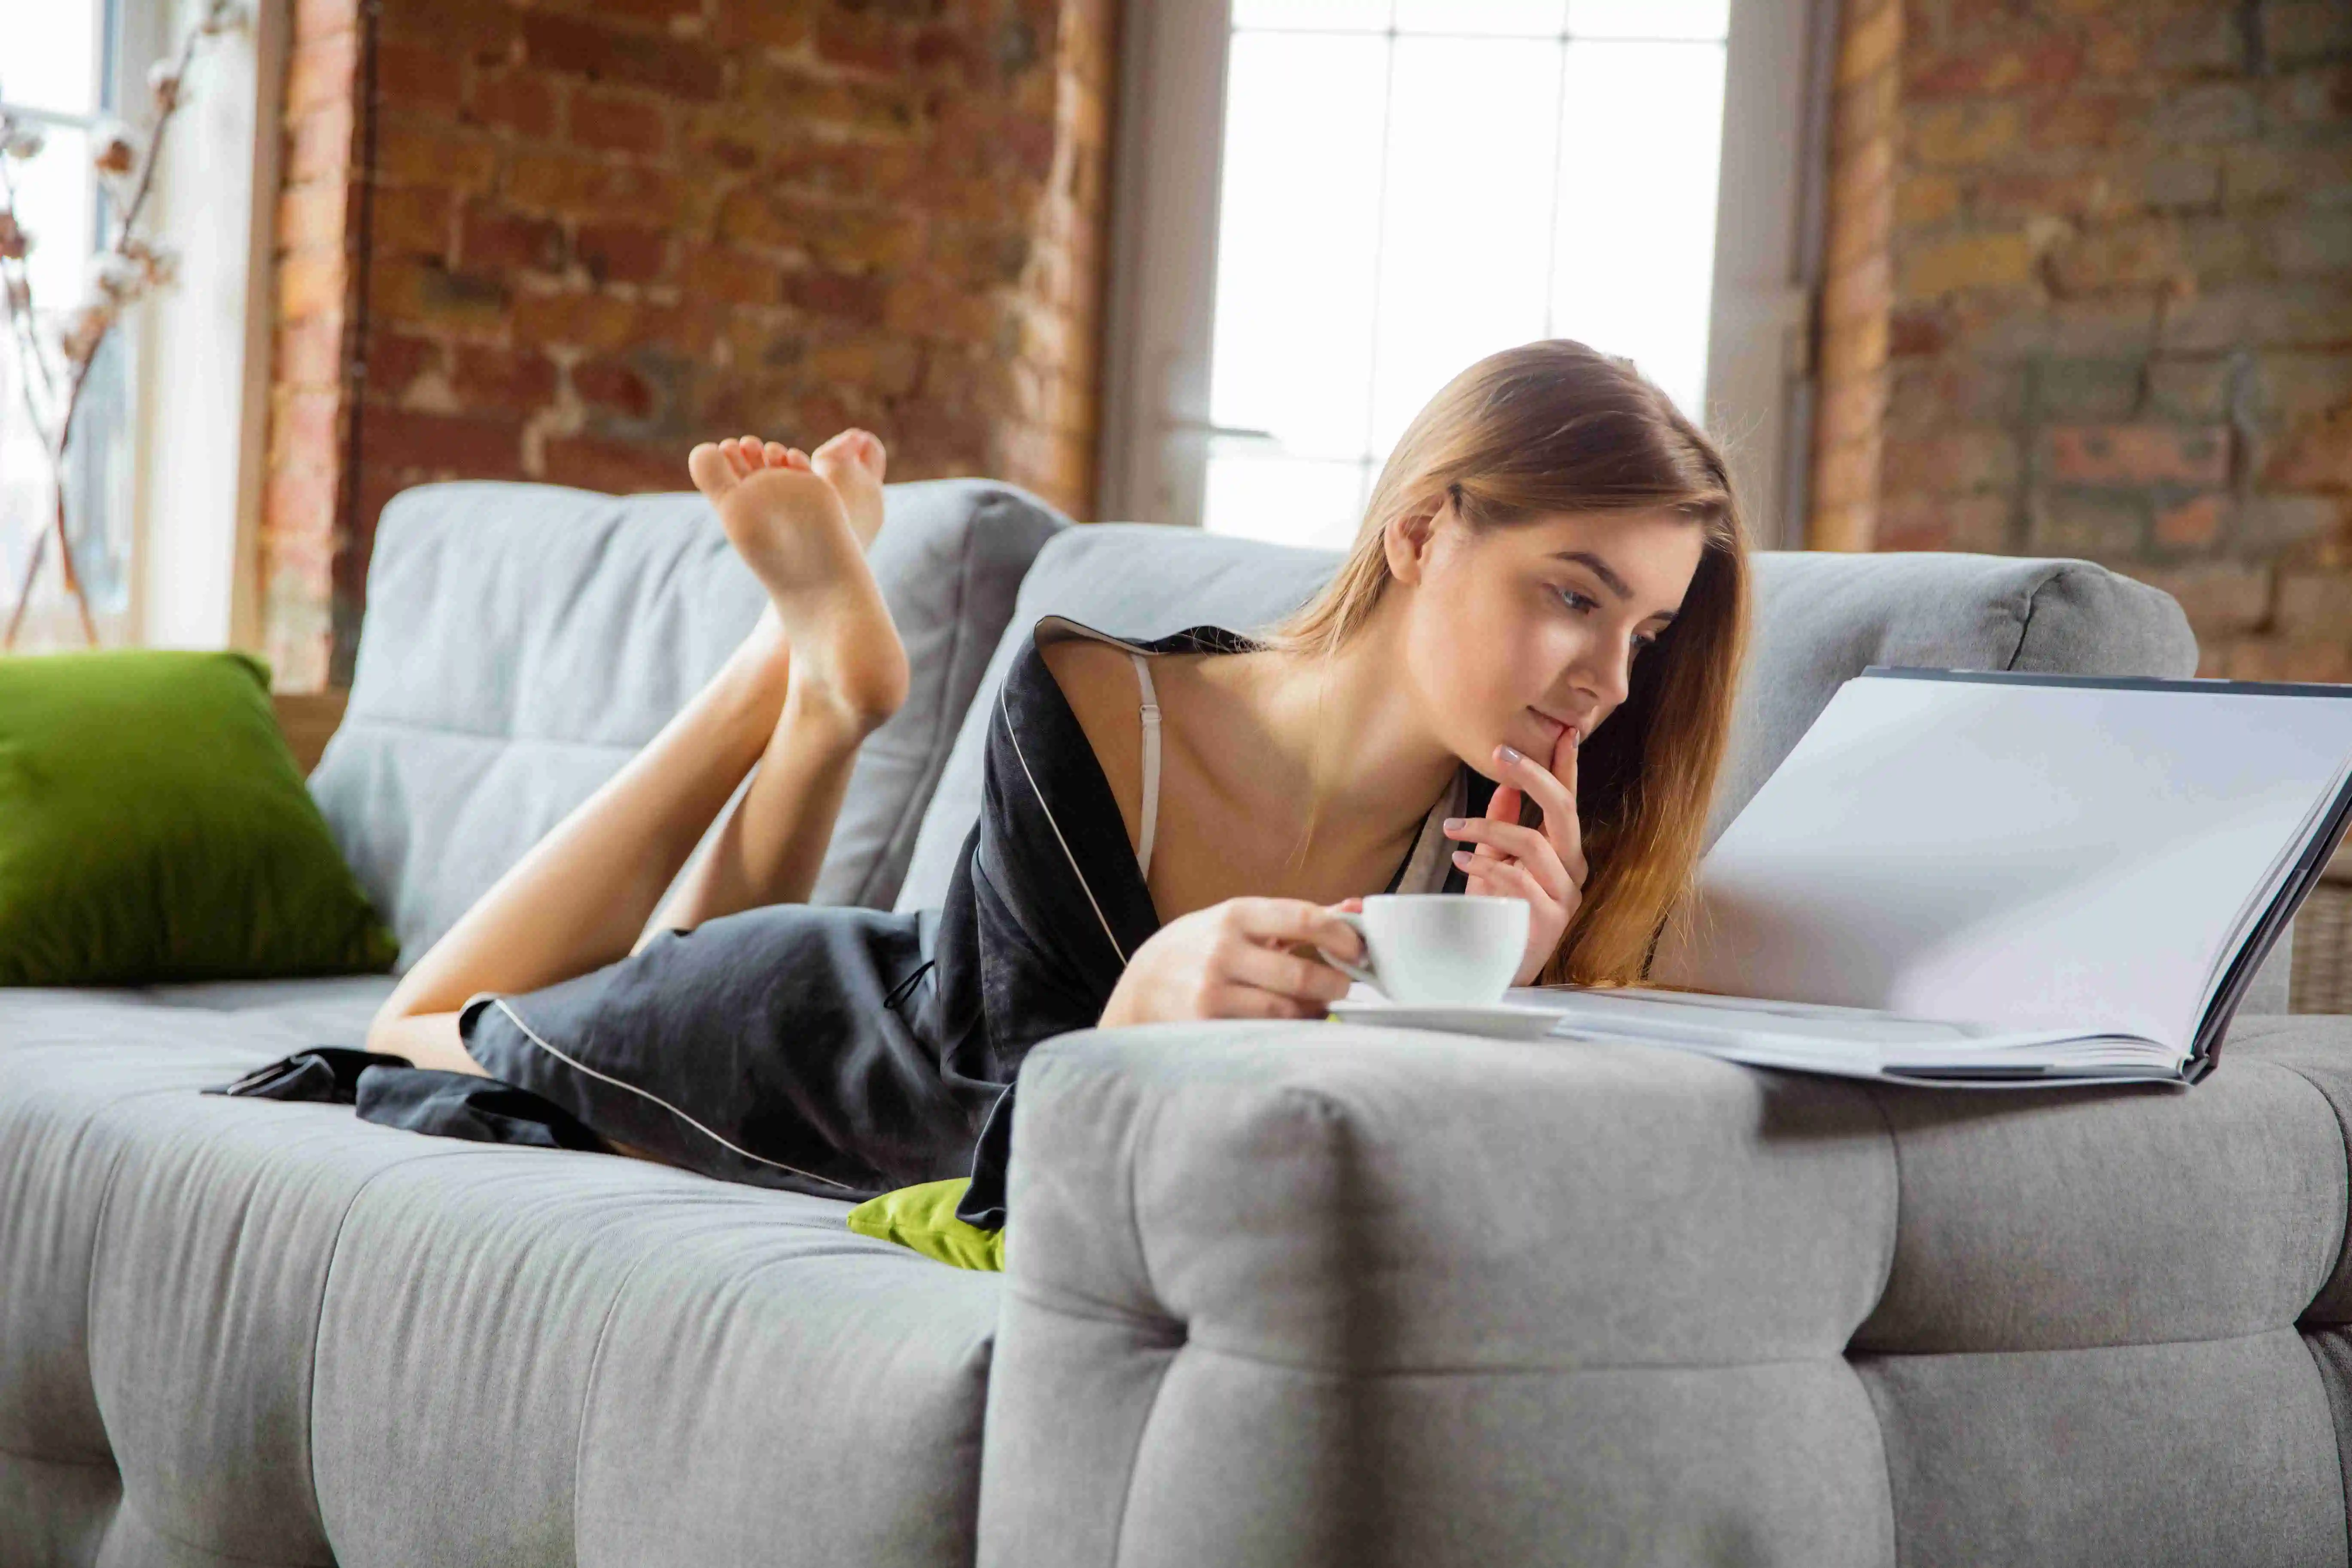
[1316,910,1379,992]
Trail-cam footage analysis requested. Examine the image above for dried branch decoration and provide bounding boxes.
[0,0,242,648]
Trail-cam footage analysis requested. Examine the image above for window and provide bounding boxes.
[1203,0,1730,547]
[1097,0,1821,549]
[1,0,138,648]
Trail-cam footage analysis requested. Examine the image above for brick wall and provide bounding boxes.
[1809,0,1902,552]
[261,0,1118,691]
[1873,0,2351,680]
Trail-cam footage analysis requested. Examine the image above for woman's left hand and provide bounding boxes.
[1444,724,1589,986]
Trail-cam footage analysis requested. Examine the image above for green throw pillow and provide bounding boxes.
[0,649,399,985]
[846,1178,1006,1271]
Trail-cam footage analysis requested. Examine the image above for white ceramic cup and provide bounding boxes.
[1317,894,1529,1006]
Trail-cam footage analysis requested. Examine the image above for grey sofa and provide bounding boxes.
[5,475,2345,1568]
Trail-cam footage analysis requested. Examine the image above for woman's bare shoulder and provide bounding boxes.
[1038,636,1144,828]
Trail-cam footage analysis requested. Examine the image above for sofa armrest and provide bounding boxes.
[975,1021,1902,1568]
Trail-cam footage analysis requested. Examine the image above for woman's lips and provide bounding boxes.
[1526,707,1568,748]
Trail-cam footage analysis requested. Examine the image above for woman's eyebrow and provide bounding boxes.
[1549,550,1680,623]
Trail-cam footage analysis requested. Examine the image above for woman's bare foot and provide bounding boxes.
[809,428,888,549]
[687,435,908,734]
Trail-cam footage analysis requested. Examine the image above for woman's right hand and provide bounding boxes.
[1098,897,1365,1026]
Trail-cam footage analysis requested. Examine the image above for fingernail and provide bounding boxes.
[1442,817,1465,830]
[1499,744,1523,764]
[1451,849,1474,866]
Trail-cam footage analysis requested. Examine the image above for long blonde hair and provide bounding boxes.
[1258,339,1753,988]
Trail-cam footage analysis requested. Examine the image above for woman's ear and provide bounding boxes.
[1383,494,1445,586]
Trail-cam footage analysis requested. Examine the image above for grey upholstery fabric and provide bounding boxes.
[311,478,1065,971]
[980,1012,2352,1568]
[980,1025,1902,1567]
[311,1154,997,1568]
[0,986,1000,1568]
[1859,1334,2346,1568]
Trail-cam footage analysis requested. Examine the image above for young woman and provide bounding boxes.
[359,338,1752,1227]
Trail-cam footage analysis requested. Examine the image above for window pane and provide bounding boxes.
[1394,0,1565,36]
[12,125,99,308]
[1232,0,1391,31]
[1,0,104,117]
[1568,0,1730,41]
[1207,30,1389,463]
[1367,36,1559,455]
[1550,39,1726,422]
[1203,448,1369,548]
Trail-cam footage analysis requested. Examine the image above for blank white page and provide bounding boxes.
[1647,673,2352,1050]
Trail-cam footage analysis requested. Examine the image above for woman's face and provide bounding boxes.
[1388,496,1704,774]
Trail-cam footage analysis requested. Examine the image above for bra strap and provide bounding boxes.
[1129,652,1161,879]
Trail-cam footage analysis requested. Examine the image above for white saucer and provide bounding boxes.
[1326,999,1567,1041]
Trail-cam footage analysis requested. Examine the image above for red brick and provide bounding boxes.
[276,180,347,250]
[511,289,645,351]
[575,221,668,284]
[371,185,456,256]
[714,0,814,52]
[2154,493,2224,548]
[469,69,563,138]
[542,434,684,493]
[1906,35,2082,98]
[277,249,348,322]
[369,256,514,334]
[377,122,498,192]
[460,202,567,273]
[682,245,783,307]
[2045,425,2231,486]
[375,0,520,58]
[569,89,669,156]
[1881,429,2018,492]
[285,100,356,183]
[286,31,358,117]
[786,269,888,325]
[361,404,528,476]
[451,344,559,411]
[2266,409,2352,490]
[363,330,438,399]
[266,461,341,538]
[376,37,466,114]
[293,0,358,41]
[572,358,658,420]
[522,12,724,100]
[816,8,905,73]
[271,388,343,466]
[274,314,346,387]
[505,150,685,221]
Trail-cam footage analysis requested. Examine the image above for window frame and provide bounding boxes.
[1094,0,1832,550]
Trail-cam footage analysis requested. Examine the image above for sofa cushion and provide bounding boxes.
[310,478,1066,972]
[896,528,2199,916]
[0,983,1001,1568]
[0,649,396,984]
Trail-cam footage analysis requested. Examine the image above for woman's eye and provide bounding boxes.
[1558,585,1655,655]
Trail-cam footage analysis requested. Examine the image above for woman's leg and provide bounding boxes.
[368,429,908,1073]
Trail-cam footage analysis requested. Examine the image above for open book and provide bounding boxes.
[1509,666,2352,1087]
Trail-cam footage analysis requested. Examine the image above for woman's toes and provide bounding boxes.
[688,441,736,499]
[810,428,888,549]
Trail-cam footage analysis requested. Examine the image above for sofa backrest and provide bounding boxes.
[892,525,2198,913]
[310,478,1067,972]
